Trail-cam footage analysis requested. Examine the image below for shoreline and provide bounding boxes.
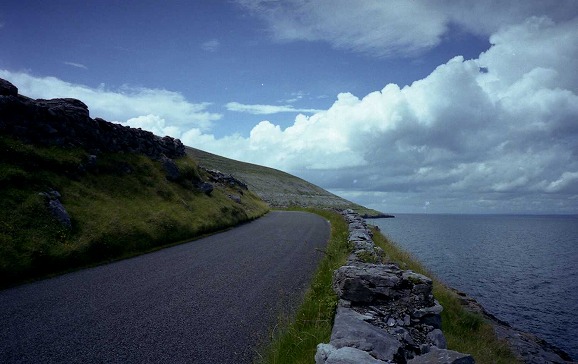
[450,287,575,363]
[369,222,576,363]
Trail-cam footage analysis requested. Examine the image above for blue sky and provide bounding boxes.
[1,1,578,214]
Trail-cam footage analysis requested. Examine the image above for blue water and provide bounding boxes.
[368,214,578,359]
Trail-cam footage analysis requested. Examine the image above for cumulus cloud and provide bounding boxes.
[237,0,578,57]
[124,115,181,138]
[2,11,577,213]
[188,16,578,213]
[0,70,221,131]
[226,102,323,115]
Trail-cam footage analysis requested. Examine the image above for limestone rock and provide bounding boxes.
[315,343,335,364]
[316,343,389,363]
[203,168,248,190]
[40,190,72,229]
[407,347,475,364]
[48,199,72,229]
[349,229,372,241]
[333,263,402,304]
[326,346,388,364]
[197,182,214,196]
[330,306,404,362]
[37,98,90,122]
[229,194,242,204]
[427,329,448,349]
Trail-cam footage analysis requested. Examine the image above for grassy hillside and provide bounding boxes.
[186,147,386,217]
[0,135,269,288]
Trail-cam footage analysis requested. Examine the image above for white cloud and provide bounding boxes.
[282,91,307,104]
[124,114,181,138]
[237,0,578,58]
[225,102,323,115]
[0,70,221,131]
[2,11,577,213]
[64,61,88,70]
[188,16,578,213]
[545,172,578,193]
[201,39,220,52]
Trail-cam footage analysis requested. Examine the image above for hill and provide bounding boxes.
[187,147,389,217]
[0,78,268,287]
[0,77,386,287]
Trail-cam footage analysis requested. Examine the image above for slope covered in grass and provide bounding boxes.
[0,135,268,288]
[187,147,387,217]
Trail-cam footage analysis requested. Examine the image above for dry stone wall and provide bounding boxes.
[315,210,475,364]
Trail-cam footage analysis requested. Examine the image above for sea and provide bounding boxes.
[368,214,578,360]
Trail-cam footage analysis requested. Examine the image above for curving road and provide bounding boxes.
[0,211,330,363]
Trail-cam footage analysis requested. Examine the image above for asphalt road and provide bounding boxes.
[0,211,330,363]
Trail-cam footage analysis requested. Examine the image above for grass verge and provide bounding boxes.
[257,208,350,364]
[258,209,519,364]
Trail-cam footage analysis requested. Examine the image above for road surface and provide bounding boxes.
[0,211,330,363]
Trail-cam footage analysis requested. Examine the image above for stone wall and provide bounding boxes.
[315,210,474,364]
[0,78,184,159]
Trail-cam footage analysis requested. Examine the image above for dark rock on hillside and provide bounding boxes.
[0,78,185,159]
[162,156,181,181]
[229,194,242,204]
[39,190,72,229]
[203,168,248,190]
[197,182,214,196]
[0,78,18,96]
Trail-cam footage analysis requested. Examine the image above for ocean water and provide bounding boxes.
[368,214,578,359]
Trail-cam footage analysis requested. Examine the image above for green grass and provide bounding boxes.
[0,135,269,288]
[257,208,350,364]
[258,209,519,364]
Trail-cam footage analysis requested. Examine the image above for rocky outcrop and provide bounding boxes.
[0,78,18,96]
[39,190,72,229]
[315,210,474,364]
[0,78,184,159]
[453,289,576,364]
[202,168,248,190]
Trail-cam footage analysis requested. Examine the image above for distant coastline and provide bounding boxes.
[361,213,395,219]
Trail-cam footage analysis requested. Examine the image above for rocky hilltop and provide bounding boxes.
[0,78,184,159]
